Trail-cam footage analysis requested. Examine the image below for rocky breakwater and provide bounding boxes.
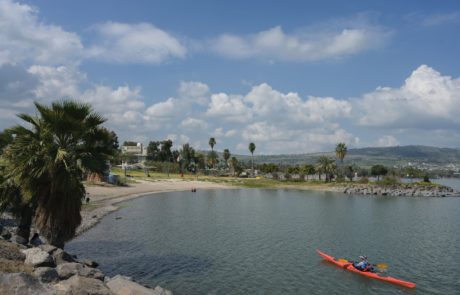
[341,183,460,197]
[0,235,172,295]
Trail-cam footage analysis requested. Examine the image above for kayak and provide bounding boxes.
[317,249,416,288]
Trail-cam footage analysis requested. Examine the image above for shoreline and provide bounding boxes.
[77,179,459,237]
[77,179,233,236]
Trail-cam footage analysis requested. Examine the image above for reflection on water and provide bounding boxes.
[67,188,460,295]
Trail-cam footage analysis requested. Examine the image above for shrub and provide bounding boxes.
[358,176,369,184]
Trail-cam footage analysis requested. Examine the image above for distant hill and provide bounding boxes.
[229,145,460,167]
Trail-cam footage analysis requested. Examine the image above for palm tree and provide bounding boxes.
[223,149,231,168]
[317,156,336,182]
[335,142,347,179]
[208,137,216,168]
[209,137,216,151]
[335,142,348,163]
[4,100,115,248]
[302,164,315,181]
[230,156,239,176]
[249,142,256,177]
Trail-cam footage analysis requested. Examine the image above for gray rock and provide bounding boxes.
[30,233,44,246]
[34,266,60,283]
[53,248,76,265]
[106,275,171,295]
[14,234,29,245]
[81,258,99,268]
[21,247,56,267]
[39,244,58,254]
[56,262,105,281]
[53,275,113,295]
[1,227,12,240]
[0,272,55,295]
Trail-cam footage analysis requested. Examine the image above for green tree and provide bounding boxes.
[209,137,216,151]
[146,141,160,161]
[207,150,218,169]
[159,140,173,162]
[335,142,347,179]
[302,164,315,180]
[223,149,231,168]
[249,142,256,176]
[230,156,241,176]
[335,142,347,163]
[2,100,116,248]
[0,130,14,153]
[371,164,388,181]
[208,137,216,168]
[180,143,195,170]
[316,156,336,182]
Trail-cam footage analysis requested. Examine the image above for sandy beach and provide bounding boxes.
[77,179,232,236]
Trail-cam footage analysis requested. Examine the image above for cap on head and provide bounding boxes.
[359,255,367,260]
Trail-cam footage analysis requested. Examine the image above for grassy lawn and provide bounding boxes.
[109,168,338,189]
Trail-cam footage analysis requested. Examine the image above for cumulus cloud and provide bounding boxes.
[209,25,389,62]
[0,0,186,66]
[245,83,351,123]
[0,0,83,66]
[87,22,186,64]
[206,93,252,122]
[181,117,208,130]
[356,65,460,128]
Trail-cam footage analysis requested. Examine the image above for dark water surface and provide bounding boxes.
[67,188,460,295]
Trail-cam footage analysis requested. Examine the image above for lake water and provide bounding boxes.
[67,186,460,295]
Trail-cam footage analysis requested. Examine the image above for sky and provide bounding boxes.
[1,0,460,155]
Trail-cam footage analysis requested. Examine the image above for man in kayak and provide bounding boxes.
[353,256,373,272]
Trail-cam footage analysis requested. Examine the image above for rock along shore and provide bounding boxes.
[339,183,460,197]
[1,179,231,295]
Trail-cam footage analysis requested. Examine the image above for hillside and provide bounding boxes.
[231,146,460,167]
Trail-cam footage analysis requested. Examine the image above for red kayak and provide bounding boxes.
[317,250,416,288]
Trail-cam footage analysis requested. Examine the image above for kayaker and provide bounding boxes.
[353,256,373,272]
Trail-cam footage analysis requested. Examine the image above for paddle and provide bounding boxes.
[338,258,388,271]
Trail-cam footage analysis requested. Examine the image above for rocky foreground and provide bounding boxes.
[340,183,459,197]
[0,236,172,295]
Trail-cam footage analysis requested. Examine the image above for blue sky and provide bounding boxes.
[1,0,460,154]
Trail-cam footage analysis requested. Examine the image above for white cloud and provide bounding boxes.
[28,65,84,101]
[206,93,252,122]
[225,129,237,137]
[0,0,83,66]
[178,81,209,105]
[181,117,208,130]
[376,135,399,147]
[87,22,186,64]
[357,65,460,128]
[145,97,177,118]
[245,83,351,123]
[209,25,388,62]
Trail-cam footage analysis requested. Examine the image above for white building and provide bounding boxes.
[122,142,147,162]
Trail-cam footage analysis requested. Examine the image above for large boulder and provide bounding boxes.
[14,234,29,245]
[0,227,12,240]
[0,272,55,295]
[39,244,58,254]
[21,247,55,267]
[53,275,113,295]
[106,275,172,295]
[34,266,60,283]
[53,248,76,265]
[56,262,104,281]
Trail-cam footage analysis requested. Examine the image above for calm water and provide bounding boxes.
[67,187,460,295]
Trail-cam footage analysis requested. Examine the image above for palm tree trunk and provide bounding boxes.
[15,204,33,245]
[251,153,254,177]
